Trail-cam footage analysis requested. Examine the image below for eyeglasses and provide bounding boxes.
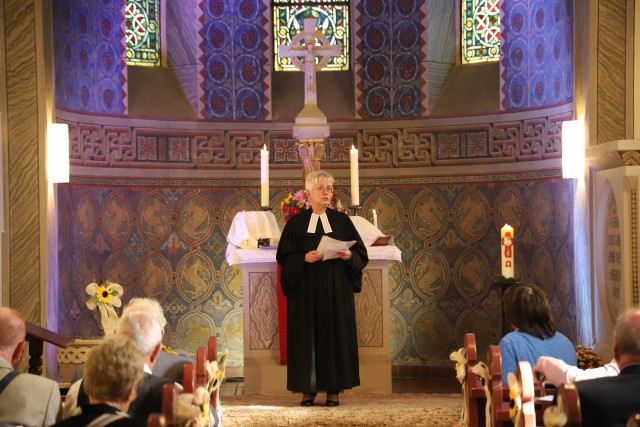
[314,185,334,193]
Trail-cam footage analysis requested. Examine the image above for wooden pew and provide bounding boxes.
[516,361,536,427]
[542,383,581,427]
[487,345,512,427]
[463,333,488,427]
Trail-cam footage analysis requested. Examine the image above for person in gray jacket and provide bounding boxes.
[0,307,61,427]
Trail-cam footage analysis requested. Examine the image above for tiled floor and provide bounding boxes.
[219,377,461,397]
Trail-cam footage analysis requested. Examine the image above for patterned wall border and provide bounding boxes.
[59,107,571,170]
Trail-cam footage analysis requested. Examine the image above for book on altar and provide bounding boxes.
[317,235,356,261]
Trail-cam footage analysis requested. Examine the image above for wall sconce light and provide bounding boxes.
[562,119,585,179]
[47,123,69,183]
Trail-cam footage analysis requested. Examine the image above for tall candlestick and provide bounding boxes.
[350,145,359,206]
[501,224,514,278]
[372,209,378,228]
[261,144,269,207]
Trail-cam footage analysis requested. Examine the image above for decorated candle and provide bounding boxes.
[261,144,269,207]
[350,145,360,206]
[501,224,514,278]
[372,209,378,228]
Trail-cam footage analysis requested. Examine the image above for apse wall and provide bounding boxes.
[52,0,578,372]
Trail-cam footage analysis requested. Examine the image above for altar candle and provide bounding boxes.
[261,144,269,207]
[501,224,514,278]
[350,145,360,206]
[372,209,378,228]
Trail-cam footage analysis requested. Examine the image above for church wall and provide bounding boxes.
[356,0,427,118]
[3,0,45,326]
[54,103,578,370]
[595,0,629,144]
[52,0,125,115]
[500,0,574,110]
[203,0,268,120]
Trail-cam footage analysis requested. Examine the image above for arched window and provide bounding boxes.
[273,0,350,72]
[461,0,500,64]
[126,0,161,66]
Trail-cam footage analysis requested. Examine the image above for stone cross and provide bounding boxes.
[279,18,342,107]
[278,18,342,175]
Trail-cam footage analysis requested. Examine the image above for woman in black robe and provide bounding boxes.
[276,170,368,407]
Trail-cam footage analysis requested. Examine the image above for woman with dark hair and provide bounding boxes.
[498,283,576,383]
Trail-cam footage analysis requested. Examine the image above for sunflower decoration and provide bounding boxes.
[507,371,523,426]
[85,280,123,335]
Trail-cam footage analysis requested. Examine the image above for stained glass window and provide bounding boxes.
[462,0,500,64]
[273,0,349,71]
[126,0,161,66]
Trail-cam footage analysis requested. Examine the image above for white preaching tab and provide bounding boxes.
[316,235,356,261]
[307,213,332,234]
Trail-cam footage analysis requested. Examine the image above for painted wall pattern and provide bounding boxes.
[356,0,427,118]
[62,110,569,169]
[50,0,578,370]
[52,0,126,115]
[56,172,576,368]
[203,0,267,119]
[500,0,573,109]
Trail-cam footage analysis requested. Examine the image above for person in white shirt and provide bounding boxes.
[534,355,620,386]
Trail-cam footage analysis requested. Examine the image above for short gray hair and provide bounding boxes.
[83,335,144,401]
[123,297,167,329]
[116,311,163,357]
[305,170,334,192]
[614,307,640,356]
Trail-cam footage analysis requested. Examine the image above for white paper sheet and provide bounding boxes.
[317,235,356,260]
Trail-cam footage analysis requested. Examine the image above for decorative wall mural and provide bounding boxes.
[57,173,576,368]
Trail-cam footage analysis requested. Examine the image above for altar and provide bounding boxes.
[227,244,401,395]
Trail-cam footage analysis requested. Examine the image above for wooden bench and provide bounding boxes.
[462,333,488,427]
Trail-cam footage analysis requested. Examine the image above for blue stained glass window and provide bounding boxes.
[273,0,349,71]
[126,0,161,66]
[462,0,500,64]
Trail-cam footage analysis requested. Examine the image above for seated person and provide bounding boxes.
[70,297,191,385]
[64,311,174,423]
[0,307,61,427]
[122,297,191,383]
[534,354,619,386]
[499,283,576,383]
[573,307,640,427]
[53,336,145,426]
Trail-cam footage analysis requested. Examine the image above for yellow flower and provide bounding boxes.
[85,280,123,310]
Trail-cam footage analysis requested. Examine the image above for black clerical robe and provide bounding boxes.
[276,208,368,393]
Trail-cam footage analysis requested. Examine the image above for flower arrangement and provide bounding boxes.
[85,280,123,335]
[575,345,604,370]
[280,189,345,222]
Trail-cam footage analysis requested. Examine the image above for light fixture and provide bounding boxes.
[562,119,585,179]
[47,123,69,183]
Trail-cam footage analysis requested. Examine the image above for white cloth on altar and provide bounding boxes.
[349,215,394,247]
[226,211,282,265]
[227,211,281,248]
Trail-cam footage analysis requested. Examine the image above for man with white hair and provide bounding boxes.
[0,307,61,426]
[121,297,191,383]
[64,311,174,423]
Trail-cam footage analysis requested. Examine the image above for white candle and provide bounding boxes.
[372,209,378,228]
[501,224,514,278]
[261,144,269,207]
[350,145,359,206]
